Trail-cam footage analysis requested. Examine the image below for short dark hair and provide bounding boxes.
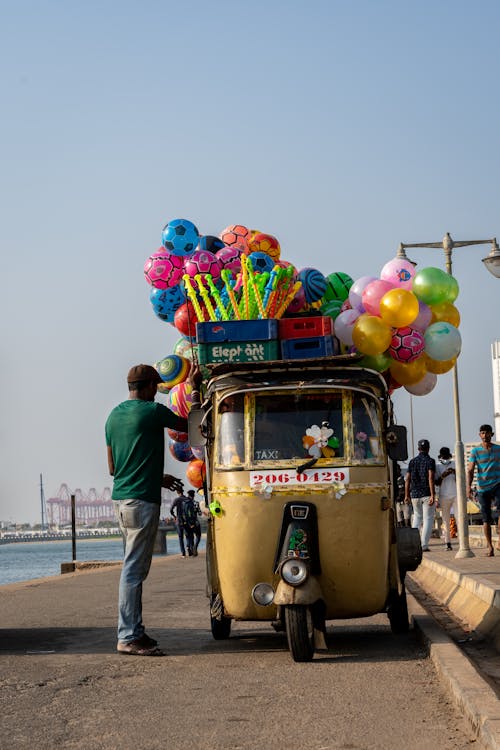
[128,380,150,392]
[479,424,493,433]
[187,490,195,497]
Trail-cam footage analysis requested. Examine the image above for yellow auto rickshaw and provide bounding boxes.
[189,355,421,661]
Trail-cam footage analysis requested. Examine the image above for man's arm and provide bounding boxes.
[404,471,411,502]
[107,445,115,476]
[467,458,476,498]
[428,467,436,503]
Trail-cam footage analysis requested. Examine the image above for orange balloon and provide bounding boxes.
[186,459,206,489]
[430,302,460,327]
[423,354,456,374]
[352,315,393,355]
[389,357,427,385]
[379,288,419,328]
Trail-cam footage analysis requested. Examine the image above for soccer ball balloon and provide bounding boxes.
[144,250,185,289]
[215,246,242,274]
[248,232,281,261]
[198,235,225,253]
[161,218,200,257]
[219,224,250,254]
[247,251,274,275]
[389,326,425,363]
[149,285,184,323]
[183,250,222,282]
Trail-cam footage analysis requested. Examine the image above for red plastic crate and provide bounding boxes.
[278,315,333,340]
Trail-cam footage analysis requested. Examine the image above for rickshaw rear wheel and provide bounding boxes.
[387,585,409,634]
[285,605,314,662]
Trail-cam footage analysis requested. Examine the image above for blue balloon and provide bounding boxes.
[424,322,462,361]
[161,218,199,257]
[168,439,194,462]
[150,284,184,323]
[247,251,274,275]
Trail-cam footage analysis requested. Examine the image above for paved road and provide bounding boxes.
[0,554,483,750]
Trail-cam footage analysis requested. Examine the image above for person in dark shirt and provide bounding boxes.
[405,438,436,552]
[105,363,199,656]
[170,489,192,557]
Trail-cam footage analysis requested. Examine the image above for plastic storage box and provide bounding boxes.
[278,315,333,340]
[196,319,278,343]
[281,335,337,360]
[198,340,280,364]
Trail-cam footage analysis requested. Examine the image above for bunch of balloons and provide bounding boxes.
[332,259,462,397]
[145,220,463,484]
[144,218,333,336]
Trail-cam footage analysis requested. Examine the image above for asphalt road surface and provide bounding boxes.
[0,553,483,750]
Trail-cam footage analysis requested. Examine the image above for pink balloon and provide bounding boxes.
[412,301,432,332]
[404,372,437,396]
[380,258,416,290]
[348,276,378,311]
[361,279,395,316]
[334,309,361,346]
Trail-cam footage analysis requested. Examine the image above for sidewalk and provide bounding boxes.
[408,530,500,651]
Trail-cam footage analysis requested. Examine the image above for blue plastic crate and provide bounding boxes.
[196,319,278,343]
[281,335,337,360]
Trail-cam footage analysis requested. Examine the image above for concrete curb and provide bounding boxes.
[409,557,500,651]
[408,593,500,750]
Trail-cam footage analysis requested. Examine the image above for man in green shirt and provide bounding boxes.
[105,363,199,656]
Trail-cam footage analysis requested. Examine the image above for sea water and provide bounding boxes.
[0,535,204,586]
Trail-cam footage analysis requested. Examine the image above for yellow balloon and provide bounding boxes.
[352,315,393,355]
[379,288,419,328]
[390,357,427,385]
[423,354,456,374]
[430,302,460,327]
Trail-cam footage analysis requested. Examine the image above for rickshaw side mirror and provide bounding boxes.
[188,408,207,448]
[386,425,408,462]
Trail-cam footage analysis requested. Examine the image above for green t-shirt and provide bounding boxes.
[105,400,187,503]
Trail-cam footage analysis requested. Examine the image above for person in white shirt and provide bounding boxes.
[435,446,456,551]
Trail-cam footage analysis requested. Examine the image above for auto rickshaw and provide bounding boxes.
[189,355,421,662]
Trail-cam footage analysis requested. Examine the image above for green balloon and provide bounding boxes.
[359,352,392,372]
[321,299,343,320]
[412,267,459,306]
[322,272,353,303]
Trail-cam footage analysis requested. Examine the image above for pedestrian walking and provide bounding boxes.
[105,363,199,656]
[187,489,202,555]
[435,446,456,551]
[170,489,193,557]
[405,439,436,552]
[467,424,500,557]
[395,464,411,528]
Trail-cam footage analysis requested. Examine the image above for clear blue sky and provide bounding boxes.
[1,0,499,522]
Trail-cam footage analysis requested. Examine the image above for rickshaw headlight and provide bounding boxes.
[280,558,309,586]
[251,583,275,606]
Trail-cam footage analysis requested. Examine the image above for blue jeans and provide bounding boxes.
[114,499,160,643]
[411,496,436,549]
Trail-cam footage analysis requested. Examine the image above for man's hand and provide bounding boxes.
[187,364,203,390]
[162,474,184,493]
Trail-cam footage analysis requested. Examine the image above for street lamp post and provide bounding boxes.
[397,233,500,559]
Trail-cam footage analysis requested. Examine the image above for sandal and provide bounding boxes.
[117,640,165,656]
[486,549,494,557]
